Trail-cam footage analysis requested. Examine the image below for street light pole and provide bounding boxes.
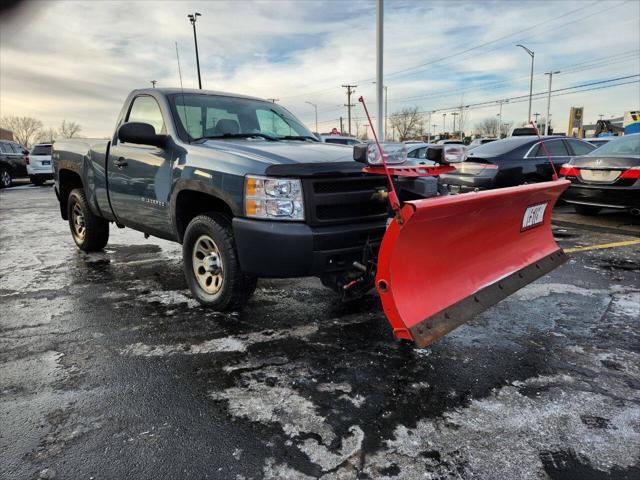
[442,113,447,136]
[516,45,534,123]
[544,71,560,135]
[188,13,202,89]
[451,111,459,138]
[375,0,384,140]
[426,111,432,143]
[305,101,318,133]
[150,80,157,88]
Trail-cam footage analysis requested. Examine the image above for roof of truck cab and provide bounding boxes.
[132,88,266,102]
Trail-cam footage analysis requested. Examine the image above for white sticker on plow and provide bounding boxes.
[522,203,547,231]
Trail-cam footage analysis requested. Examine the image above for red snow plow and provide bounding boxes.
[375,180,568,347]
[358,99,569,347]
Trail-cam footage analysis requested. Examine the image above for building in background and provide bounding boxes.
[0,128,14,141]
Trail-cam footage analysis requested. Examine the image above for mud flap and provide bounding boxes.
[376,180,570,347]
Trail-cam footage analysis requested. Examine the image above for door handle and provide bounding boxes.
[114,157,128,168]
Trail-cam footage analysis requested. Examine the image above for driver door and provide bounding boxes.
[107,95,173,235]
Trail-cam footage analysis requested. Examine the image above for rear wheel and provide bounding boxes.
[67,189,109,251]
[182,213,256,310]
[0,168,12,188]
[573,204,602,216]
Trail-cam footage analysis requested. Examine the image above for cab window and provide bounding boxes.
[531,140,569,157]
[127,96,166,135]
[567,139,594,156]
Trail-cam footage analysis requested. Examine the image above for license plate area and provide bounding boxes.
[522,203,547,231]
[41,161,51,165]
[580,169,620,183]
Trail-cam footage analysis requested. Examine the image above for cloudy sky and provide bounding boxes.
[1,0,639,137]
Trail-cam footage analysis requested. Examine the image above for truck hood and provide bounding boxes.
[198,139,354,165]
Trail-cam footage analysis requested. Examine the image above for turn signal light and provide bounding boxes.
[620,167,640,179]
[559,164,580,177]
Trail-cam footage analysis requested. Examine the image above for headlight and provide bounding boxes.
[357,142,407,165]
[245,175,304,221]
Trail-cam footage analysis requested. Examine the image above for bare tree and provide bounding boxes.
[475,117,500,137]
[389,107,423,141]
[59,120,82,138]
[38,127,58,144]
[0,116,43,147]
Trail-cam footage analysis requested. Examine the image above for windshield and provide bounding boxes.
[587,134,640,156]
[169,93,315,141]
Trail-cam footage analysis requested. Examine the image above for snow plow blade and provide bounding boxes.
[376,180,570,347]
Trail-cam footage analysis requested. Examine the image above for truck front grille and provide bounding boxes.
[303,175,390,226]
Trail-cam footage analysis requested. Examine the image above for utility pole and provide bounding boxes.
[187,12,202,89]
[426,111,432,143]
[516,44,534,123]
[305,101,318,133]
[150,80,157,88]
[497,99,509,137]
[432,124,437,142]
[451,112,459,138]
[376,0,384,140]
[342,85,357,136]
[267,98,279,103]
[442,113,447,136]
[340,116,344,133]
[533,112,540,126]
[544,71,560,135]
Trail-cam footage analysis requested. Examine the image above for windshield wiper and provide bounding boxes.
[194,133,278,141]
[279,135,319,142]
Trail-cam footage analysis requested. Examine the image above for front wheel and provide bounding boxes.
[573,204,602,216]
[182,213,256,310]
[0,168,12,188]
[67,189,109,251]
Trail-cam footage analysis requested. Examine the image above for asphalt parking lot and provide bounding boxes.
[1,183,639,480]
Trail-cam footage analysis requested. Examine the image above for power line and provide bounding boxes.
[280,0,607,100]
[312,75,639,126]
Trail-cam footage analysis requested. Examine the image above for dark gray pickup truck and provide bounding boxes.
[53,88,413,309]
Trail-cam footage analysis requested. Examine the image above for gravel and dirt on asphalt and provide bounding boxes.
[1,183,639,479]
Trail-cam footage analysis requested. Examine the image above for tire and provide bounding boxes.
[67,188,109,251]
[30,176,45,186]
[182,213,256,310]
[0,168,12,188]
[573,204,602,216]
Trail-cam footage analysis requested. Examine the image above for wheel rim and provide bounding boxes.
[71,201,86,242]
[1,171,10,187]
[192,234,224,295]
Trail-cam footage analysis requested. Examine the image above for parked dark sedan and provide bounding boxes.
[439,136,595,193]
[0,140,28,188]
[560,133,640,215]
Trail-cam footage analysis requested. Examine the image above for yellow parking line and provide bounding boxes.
[564,239,640,253]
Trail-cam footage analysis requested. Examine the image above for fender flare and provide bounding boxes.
[170,178,242,241]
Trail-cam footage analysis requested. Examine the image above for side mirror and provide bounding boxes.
[118,122,167,148]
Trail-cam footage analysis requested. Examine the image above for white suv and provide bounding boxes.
[27,143,53,185]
